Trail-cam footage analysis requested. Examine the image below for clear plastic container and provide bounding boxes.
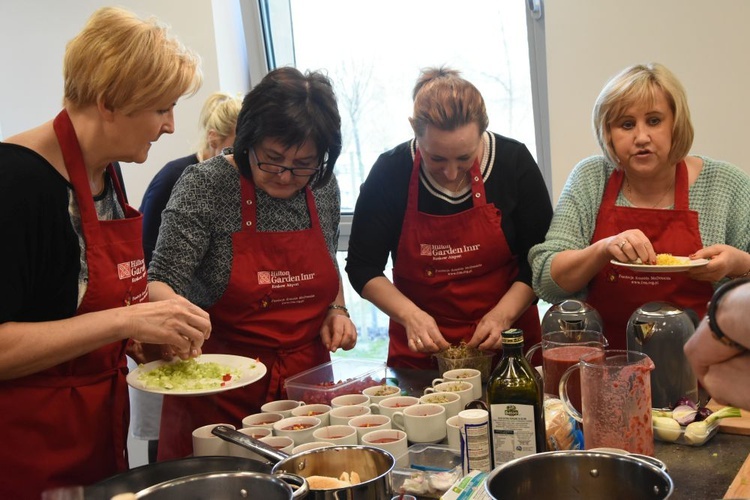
[391,444,462,499]
[284,359,387,405]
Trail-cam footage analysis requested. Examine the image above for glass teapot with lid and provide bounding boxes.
[541,299,604,335]
[627,302,699,407]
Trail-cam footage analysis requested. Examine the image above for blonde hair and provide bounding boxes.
[410,66,488,137]
[63,7,202,115]
[197,92,242,152]
[593,63,693,166]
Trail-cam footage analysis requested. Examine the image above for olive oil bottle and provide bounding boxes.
[487,328,546,467]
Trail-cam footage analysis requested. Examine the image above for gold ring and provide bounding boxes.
[618,240,627,249]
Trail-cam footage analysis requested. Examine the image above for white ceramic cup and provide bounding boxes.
[361,429,409,459]
[330,393,371,408]
[259,435,294,454]
[242,412,285,429]
[392,403,447,443]
[362,384,401,404]
[272,416,322,445]
[432,368,482,400]
[424,380,474,410]
[348,414,393,443]
[312,424,358,445]
[292,441,334,454]
[419,391,462,419]
[290,403,332,427]
[377,395,420,419]
[329,404,372,425]
[445,415,462,451]
[192,423,236,456]
[261,400,305,418]
[227,427,272,460]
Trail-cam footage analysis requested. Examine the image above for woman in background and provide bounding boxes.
[149,67,356,460]
[530,63,750,349]
[0,7,205,498]
[346,67,551,369]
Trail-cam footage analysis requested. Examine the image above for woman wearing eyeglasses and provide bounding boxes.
[148,67,357,460]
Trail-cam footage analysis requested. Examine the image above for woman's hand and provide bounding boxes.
[320,310,357,352]
[688,244,750,281]
[123,296,211,360]
[607,229,656,264]
[403,309,450,353]
[469,312,511,351]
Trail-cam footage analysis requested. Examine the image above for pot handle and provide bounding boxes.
[274,472,309,500]
[211,424,288,463]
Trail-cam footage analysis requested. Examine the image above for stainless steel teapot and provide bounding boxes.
[541,299,604,335]
[627,302,699,407]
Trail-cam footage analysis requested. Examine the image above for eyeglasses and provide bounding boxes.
[251,149,321,177]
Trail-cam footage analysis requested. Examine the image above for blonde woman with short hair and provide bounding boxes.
[0,7,204,497]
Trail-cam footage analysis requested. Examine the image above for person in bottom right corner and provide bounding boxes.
[685,278,750,411]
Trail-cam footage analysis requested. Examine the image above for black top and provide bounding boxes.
[346,132,553,295]
[0,143,80,323]
[139,153,199,265]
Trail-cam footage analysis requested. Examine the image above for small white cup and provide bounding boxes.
[424,381,474,409]
[445,415,462,451]
[329,404,371,425]
[259,435,294,454]
[361,429,408,459]
[312,424,358,445]
[192,423,236,456]
[242,412,285,429]
[291,403,332,427]
[433,368,482,399]
[377,395,420,419]
[261,400,305,418]
[292,441,334,454]
[227,427,272,460]
[419,391,462,418]
[349,414,392,443]
[392,403,446,444]
[362,384,401,404]
[330,393,371,408]
[272,416,321,445]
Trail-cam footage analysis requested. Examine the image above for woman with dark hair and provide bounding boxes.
[148,67,357,460]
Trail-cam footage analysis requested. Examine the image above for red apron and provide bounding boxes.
[158,173,338,460]
[389,150,540,369]
[587,161,713,350]
[0,110,146,499]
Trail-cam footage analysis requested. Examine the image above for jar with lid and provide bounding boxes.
[541,299,604,336]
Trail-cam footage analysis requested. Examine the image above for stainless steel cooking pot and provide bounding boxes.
[135,470,307,500]
[485,450,673,499]
[85,455,272,498]
[213,425,395,500]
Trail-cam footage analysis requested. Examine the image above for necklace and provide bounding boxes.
[450,172,470,193]
[624,176,674,208]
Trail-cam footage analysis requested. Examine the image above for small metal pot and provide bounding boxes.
[213,425,395,500]
[485,450,673,499]
[135,470,307,500]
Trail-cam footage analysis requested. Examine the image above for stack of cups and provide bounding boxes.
[458,409,491,474]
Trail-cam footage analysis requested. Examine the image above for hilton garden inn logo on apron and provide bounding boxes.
[419,243,481,260]
[117,259,146,283]
[257,270,316,289]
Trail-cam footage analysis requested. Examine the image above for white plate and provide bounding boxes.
[610,257,709,273]
[127,354,267,396]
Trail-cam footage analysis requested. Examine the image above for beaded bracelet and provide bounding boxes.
[706,277,750,351]
[328,303,350,317]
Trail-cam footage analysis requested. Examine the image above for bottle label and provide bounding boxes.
[462,421,491,473]
[489,403,538,467]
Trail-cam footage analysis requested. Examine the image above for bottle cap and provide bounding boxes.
[501,328,524,345]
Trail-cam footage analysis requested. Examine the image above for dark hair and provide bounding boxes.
[233,67,342,187]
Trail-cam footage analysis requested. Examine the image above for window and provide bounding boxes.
[252,0,544,360]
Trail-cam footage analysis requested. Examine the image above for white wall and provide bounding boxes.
[0,0,247,207]
[544,0,750,203]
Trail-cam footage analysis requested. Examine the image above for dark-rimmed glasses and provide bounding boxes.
[251,149,321,177]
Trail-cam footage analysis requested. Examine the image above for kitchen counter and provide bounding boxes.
[389,367,749,500]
